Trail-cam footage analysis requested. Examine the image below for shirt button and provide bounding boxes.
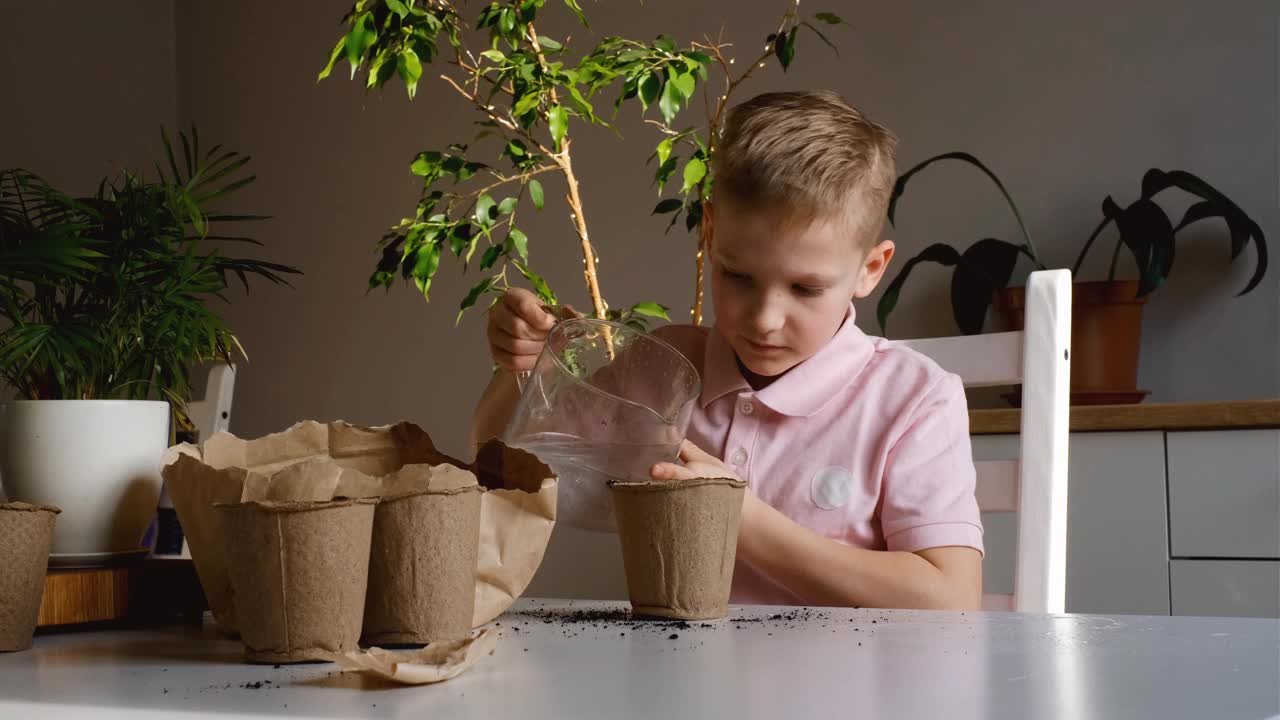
[729,448,748,465]
[740,401,755,415]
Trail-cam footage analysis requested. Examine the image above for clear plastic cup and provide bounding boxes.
[503,318,700,532]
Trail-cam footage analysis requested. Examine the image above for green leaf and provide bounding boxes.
[951,238,1022,335]
[475,194,497,226]
[654,35,676,53]
[537,36,563,51]
[652,198,682,214]
[774,27,797,70]
[672,72,696,100]
[529,179,545,209]
[480,243,505,270]
[345,14,377,75]
[801,21,839,55]
[548,104,569,151]
[410,150,443,177]
[629,301,670,320]
[681,157,706,194]
[658,79,680,124]
[411,241,442,299]
[655,155,678,193]
[877,243,961,333]
[563,0,588,27]
[514,261,558,303]
[507,227,529,261]
[655,137,674,167]
[318,36,346,82]
[513,92,540,119]
[386,0,410,18]
[498,196,518,215]
[1141,168,1268,295]
[458,276,498,324]
[481,49,507,63]
[815,12,845,24]
[397,48,423,99]
[1105,196,1175,298]
[638,71,660,111]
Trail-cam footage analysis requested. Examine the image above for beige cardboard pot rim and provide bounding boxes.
[0,502,62,514]
[214,497,379,513]
[162,420,557,633]
[609,477,747,491]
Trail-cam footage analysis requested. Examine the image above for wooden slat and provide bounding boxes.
[38,567,135,626]
[898,331,1024,388]
[975,460,1019,513]
[970,400,1280,435]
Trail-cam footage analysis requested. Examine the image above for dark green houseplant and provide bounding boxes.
[0,129,300,431]
[0,128,300,559]
[878,152,1268,400]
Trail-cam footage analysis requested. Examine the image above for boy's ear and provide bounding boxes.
[852,239,895,299]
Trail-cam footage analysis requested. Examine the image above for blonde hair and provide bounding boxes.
[714,90,898,245]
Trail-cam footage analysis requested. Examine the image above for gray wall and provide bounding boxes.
[169,0,1279,455]
[4,1,1278,597]
[0,2,178,192]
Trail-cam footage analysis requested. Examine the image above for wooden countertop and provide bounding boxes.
[970,400,1280,434]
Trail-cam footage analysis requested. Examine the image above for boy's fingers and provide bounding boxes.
[650,462,696,482]
[678,439,715,463]
[489,326,543,357]
[504,288,556,331]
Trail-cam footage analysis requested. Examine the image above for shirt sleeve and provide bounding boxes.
[879,373,985,555]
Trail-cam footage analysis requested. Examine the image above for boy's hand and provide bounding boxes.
[487,288,559,373]
[650,440,743,484]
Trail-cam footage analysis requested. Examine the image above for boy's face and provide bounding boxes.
[707,197,894,383]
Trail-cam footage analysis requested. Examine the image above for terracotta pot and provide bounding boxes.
[994,280,1149,405]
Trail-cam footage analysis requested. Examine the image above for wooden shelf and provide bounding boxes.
[970,400,1280,435]
[37,560,206,628]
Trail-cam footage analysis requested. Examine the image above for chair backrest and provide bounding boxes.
[187,364,237,441]
[898,269,1072,613]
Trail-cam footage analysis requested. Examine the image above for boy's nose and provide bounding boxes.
[749,292,786,334]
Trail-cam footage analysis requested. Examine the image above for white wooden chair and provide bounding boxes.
[187,364,237,441]
[899,269,1072,613]
[152,364,237,559]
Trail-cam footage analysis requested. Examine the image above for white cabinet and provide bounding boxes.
[1167,430,1280,559]
[976,426,1280,618]
[1170,560,1280,617]
[973,432,1170,616]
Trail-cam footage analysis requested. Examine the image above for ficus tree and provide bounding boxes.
[318,0,845,327]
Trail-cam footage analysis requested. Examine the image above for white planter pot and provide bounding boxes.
[0,400,170,561]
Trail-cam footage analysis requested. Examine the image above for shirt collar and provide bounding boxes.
[700,304,876,417]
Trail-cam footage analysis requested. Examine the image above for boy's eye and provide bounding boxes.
[721,267,750,283]
[794,285,825,297]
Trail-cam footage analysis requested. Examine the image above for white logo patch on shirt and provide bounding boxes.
[810,466,853,510]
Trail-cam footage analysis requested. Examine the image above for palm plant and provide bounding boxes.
[0,129,301,432]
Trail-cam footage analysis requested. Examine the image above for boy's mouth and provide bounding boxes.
[742,337,787,354]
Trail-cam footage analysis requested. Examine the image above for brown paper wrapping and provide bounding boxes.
[334,628,498,685]
[362,484,483,645]
[162,421,556,633]
[217,498,376,663]
[609,478,746,620]
[0,502,60,652]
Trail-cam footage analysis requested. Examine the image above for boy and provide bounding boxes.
[472,90,983,610]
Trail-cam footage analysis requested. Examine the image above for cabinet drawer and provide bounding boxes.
[1170,560,1280,618]
[1167,430,1280,559]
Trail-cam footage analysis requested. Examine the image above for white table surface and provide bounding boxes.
[1,599,1277,719]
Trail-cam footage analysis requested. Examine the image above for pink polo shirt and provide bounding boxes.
[655,307,984,605]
